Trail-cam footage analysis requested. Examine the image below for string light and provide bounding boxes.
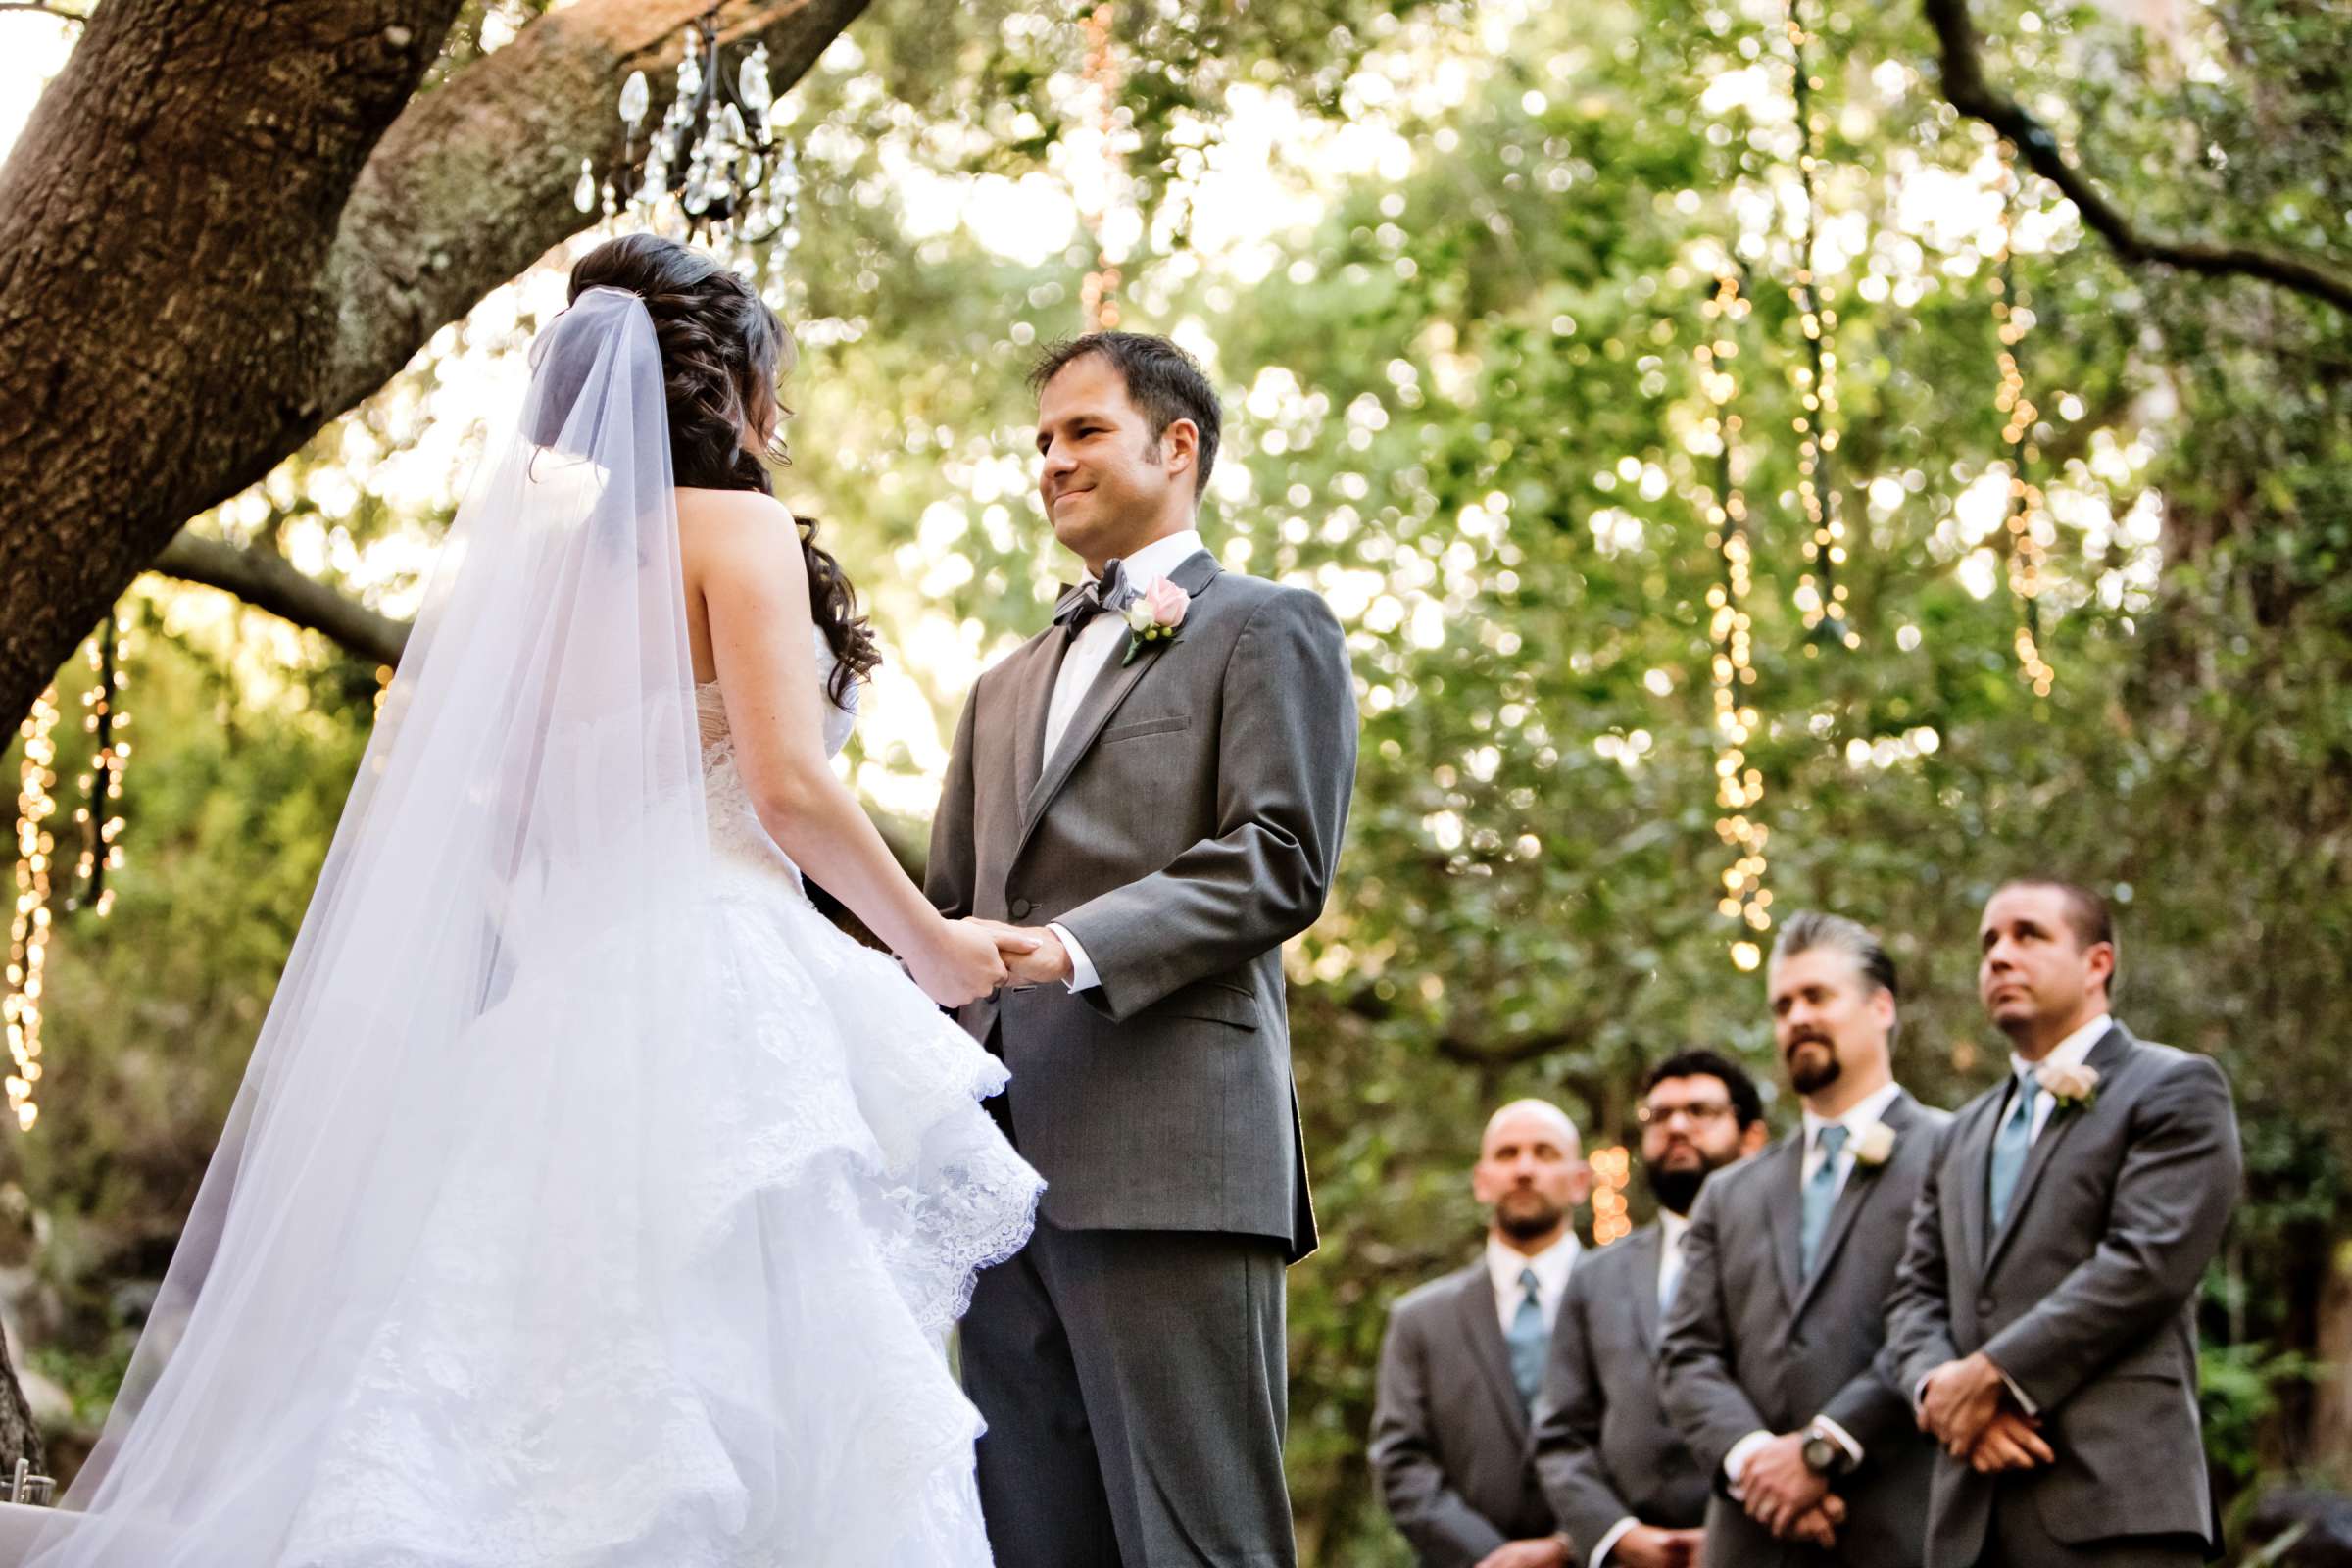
[7,686,62,1133]
[1589,1145,1632,1246]
[1077,3,1125,331]
[1990,148,2055,697]
[1782,0,1856,650]
[71,613,131,918]
[1694,271,1774,968]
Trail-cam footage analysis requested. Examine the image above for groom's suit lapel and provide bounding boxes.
[1010,627,1068,810]
[1015,549,1221,858]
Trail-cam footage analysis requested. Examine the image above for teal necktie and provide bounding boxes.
[1506,1266,1546,1410]
[1799,1124,1848,1276]
[1988,1073,2041,1230]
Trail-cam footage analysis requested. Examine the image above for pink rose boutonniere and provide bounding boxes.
[1120,576,1189,665]
[2036,1060,2100,1113]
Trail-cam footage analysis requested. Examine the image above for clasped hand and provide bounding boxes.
[906,918,1074,1008]
[1738,1432,1846,1546]
[1916,1351,2055,1474]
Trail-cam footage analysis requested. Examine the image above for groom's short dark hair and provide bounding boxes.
[1030,331,1222,497]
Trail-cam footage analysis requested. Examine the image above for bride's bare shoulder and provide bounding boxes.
[675,485,795,532]
[675,487,803,571]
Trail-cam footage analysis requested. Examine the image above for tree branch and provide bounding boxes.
[1925,0,2352,316]
[321,0,871,416]
[0,2,89,18]
[151,532,411,667]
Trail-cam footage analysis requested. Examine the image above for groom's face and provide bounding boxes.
[1035,355,1192,571]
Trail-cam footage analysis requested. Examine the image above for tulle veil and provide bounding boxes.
[0,285,723,1562]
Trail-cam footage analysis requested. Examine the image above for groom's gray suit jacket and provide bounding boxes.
[1883,1021,2240,1566]
[1660,1088,1949,1568]
[926,548,1356,1260]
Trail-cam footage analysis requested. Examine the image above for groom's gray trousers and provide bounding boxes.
[963,1200,1294,1568]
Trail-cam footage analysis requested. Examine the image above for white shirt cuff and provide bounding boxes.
[1590,1517,1640,1567]
[1048,922,1099,993]
[1999,1368,2038,1416]
[1811,1413,1864,1470]
[1723,1429,1772,1497]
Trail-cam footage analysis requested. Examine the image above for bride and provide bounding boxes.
[0,233,1042,1566]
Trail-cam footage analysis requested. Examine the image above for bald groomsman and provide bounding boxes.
[1533,1050,1769,1568]
[1886,879,2240,1566]
[1373,1101,1592,1568]
[1660,913,1949,1567]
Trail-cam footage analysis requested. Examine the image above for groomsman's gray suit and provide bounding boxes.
[928,547,1356,1568]
[1371,1261,1562,1567]
[1660,1089,1950,1568]
[1884,1021,2240,1567]
[1531,1223,1709,1561]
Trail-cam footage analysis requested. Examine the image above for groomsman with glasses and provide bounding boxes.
[1660,912,1950,1567]
[1533,1049,1768,1568]
[1886,879,2240,1566]
[1373,1102,1592,1568]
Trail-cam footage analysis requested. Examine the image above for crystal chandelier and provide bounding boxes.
[574,8,804,261]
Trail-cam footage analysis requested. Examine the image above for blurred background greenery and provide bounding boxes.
[2,0,2347,1559]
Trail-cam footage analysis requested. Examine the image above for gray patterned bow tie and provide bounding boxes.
[1052,558,1132,641]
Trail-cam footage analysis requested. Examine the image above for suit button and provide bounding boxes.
[1978,1295,1996,1316]
[1009,897,1034,919]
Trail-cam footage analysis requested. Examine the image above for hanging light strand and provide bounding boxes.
[1078,3,1126,332]
[1589,1145,1632,1246]
[1783,0,1856,649]
[72,612,131,917]
[1990,148,2055,696]
[1695,270,1773,972]
[7,686,62,1132]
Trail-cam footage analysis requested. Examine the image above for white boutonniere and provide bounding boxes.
[2036,1061,2100,1113]
[1850,1120,1898,1167]
[1119,575,1189,666]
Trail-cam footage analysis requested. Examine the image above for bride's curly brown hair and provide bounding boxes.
[568,232,877,705]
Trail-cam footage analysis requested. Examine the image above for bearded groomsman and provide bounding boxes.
[1659,913,1949,1567]
[1886,879,2241,1566]
[1533,1050,1768,1568]
[1373,1101,1593,1568]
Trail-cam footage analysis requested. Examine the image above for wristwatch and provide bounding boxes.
[1801,1422,1848,1475]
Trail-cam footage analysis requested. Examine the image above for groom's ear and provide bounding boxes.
[1159,416,1200,482]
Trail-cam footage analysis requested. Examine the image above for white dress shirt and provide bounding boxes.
[1587,1211,1699,1567]
[1486,1231,1580,1336]
[1040,528,1208,994]
[1656,1206,1692,1316]
[1724,1082,1905,1492]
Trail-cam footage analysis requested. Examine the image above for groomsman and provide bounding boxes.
[1660,912,1949,1567]
[1373,1101,1593,1568]
[1886,879,2241,1566]
[1533,1049,1768,1568]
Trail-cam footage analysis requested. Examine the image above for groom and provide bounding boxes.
[928,330,1358,1567]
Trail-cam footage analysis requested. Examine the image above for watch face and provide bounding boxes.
[1802,1435,1838,1473]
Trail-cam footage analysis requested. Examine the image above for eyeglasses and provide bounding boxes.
[1638,1101,1735,1127]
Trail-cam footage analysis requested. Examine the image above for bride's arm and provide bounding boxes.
[694,491,1014,1004]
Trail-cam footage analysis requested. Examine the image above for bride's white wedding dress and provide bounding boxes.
[267,656,1041,1568]
[0,287,1038,1567]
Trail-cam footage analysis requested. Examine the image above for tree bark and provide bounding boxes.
[0,0,869,730]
